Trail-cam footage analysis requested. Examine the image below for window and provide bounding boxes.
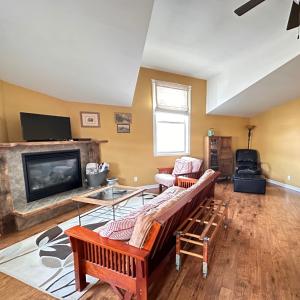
[152,80,191,156]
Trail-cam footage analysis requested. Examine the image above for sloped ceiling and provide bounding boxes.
[143,0,295,78]
[209,55,300,117]
[143,0,300,116]
[1,0,299,114]
[0,0,154,106]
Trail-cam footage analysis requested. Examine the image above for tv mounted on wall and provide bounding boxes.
[20,112,72,141]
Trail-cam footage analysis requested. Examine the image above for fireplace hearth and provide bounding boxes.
[22,150,82,202]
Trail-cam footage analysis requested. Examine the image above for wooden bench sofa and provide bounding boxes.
[65,170,220,300]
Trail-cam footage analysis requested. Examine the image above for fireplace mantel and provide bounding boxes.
[0,139,108,148]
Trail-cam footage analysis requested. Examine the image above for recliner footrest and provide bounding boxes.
[233,174,266,194]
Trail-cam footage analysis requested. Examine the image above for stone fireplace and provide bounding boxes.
[0,140,108,234]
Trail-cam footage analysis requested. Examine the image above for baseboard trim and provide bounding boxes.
[267,179,300,193]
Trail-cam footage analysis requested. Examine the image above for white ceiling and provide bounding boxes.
[209,54,300,117]
[1,0,299,114]
[0,0,154,106]
[143,0,300,116]
[142,0,295,79]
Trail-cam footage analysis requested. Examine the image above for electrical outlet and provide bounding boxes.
[133,176,138,182]
[287,175,291,181]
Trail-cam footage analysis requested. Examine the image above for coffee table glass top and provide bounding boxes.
[72,185,146,225]
[72,184,146,207]
[87,186,137,201]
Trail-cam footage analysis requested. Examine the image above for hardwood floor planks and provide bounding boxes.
[1,183,300,299]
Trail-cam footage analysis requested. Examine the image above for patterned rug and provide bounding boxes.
[0,193,155,300]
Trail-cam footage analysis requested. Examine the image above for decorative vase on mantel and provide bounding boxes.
[208,128,215,137]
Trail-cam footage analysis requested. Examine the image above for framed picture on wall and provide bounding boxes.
[117,124,130,133]
[114,112,132,124]
[80,112,100,128]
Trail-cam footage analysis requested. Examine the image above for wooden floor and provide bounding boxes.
[1,183,300,300]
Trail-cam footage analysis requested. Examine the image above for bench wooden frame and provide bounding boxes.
[174,179,228,278]
[65,172,220,300]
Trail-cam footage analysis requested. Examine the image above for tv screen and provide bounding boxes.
[20,112,72,141]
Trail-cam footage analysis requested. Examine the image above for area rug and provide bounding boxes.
[0,193,155,300]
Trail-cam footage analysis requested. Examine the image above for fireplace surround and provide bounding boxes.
[22,150,82,202]
[0,139,108,233]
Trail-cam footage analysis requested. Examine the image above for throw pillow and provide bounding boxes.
[98,203,152,240]
[181,156,202,173]
[172,159,192,175]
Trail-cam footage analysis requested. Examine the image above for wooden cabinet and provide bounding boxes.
[204,136,233,179]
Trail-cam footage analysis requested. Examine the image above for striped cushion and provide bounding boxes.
[149,186,184,205]
[98,204,152,240]
[129,170,216,248]
[98,186,185,240]
[99,216,137,240]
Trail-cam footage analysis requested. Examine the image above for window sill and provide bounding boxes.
[154,151,190,157]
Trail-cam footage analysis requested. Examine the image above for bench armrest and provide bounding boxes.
[65,226,150,261]
[177,177,198,188]
[157,167,174,174]
[174,171,200,177]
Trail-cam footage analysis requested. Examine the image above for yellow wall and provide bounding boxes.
[250,98,300,188]
[1,68,248,185]
[0,81,8,142]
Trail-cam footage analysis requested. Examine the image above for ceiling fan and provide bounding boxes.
[234,0,300,33]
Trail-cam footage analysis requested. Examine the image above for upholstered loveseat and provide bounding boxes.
[65,169,219,300]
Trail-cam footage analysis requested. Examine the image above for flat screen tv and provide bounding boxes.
[20,112,72,141]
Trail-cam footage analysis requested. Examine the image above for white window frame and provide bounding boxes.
[152,79,191,157]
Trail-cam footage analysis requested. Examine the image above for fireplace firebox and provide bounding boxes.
[22,150,82,202]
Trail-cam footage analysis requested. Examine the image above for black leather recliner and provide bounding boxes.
[233,149,266,194]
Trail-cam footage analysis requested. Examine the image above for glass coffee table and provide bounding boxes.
[72,185,146,225]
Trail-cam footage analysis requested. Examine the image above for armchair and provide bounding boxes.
[233,149,266,194]
[235,149,261,175]
[155,156,203,193]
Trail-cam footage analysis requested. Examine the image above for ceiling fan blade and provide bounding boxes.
[234,0,266,16]
[287,1,300,30]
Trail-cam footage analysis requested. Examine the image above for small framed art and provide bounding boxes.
[80,112,100,128]
[117,124,130,133]
[114,112,132,124]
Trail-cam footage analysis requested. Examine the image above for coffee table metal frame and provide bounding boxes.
[72,185,146,225]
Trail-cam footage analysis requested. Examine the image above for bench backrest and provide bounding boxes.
[143,172,219,273]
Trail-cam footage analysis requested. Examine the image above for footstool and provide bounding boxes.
[233,174,266,194]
